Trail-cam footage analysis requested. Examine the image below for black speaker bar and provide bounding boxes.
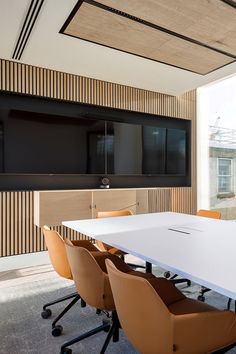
[12,0,44,61]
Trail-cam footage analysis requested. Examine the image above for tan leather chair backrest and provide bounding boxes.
[42,226,72,279]
[65,241,115,311]
[196,209,221,219]
[95,210,132,251]
[106,259,173,354]
[96,210,133,218]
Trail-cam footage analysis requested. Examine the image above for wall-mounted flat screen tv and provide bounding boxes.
[0,91,191,190]
[100,122,186,175]
[0,112,187,176]
[2,111,106,174]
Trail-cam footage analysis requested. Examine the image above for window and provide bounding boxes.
[218,158,232,193]
[198,75,236,220]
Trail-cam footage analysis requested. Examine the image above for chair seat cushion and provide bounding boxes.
[148,277,186,306]
[95,253,155,280]
[173,306,236,354]
[71,240,98,251]
[168,298,217,315]
[93,252,119,273]
[97,241,127,256]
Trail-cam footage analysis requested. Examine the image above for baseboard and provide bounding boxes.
[0,251,50,271]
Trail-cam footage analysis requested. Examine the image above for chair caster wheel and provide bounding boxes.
[52,325,63,337]
[60,348,72,354]
[96,309,101,315]
[164,271,171,279]
[187,280,191,286]
[198,295,205,302]
[41,308,52,319]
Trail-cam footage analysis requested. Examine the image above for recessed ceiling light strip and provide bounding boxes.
[85,0,236,60]
[12,0,45,61]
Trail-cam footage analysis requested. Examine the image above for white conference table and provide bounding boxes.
[62,212,236,300]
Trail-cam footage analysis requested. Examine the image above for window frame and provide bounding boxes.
[217,157,233,194]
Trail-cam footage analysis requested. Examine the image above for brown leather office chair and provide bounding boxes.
[106,259,236,354]
[96,210,146,269]
[61,242,154,354]
[41,226,99,336]
[196,209,221,219]
[195,210,221,302]
[95,210,132,256]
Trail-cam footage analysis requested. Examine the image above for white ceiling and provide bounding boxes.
[0,0,236,96]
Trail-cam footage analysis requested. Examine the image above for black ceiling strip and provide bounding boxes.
[221,0,236,8]
[59,0,85,34]
[14,0,41,60]
[17,0,45,60]
[84,0,236,60]
[12,0,35,59]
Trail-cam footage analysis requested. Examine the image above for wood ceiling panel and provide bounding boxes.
[63,2,233,74]
[99,0,236,56]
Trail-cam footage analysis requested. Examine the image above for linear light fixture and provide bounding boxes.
[12,0,44,60]
[221,0,236,8]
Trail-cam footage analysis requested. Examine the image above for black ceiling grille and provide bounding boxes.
[12,0,45,60]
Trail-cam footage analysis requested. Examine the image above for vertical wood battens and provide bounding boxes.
[0,190,89,256]
[148,189,171,213]
[0,58,196,257]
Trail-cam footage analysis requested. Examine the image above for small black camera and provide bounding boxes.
[99,176,110,189]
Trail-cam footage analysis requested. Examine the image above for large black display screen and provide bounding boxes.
[106,123,186,175]
[0,91,191,190]
[0,110,187,175]
[0,110,106,174]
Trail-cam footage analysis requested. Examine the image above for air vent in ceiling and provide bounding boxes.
[12,0,44,61]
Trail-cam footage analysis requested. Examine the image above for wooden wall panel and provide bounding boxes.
[148,189,171,213]
[0,58,197,257]
[0,191,89,257]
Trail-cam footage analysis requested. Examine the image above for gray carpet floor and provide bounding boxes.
[1,258,236,354]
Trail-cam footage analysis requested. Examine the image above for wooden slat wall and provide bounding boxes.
[0,191,85,257]
[148,189,171,213]
[0,58,196,257]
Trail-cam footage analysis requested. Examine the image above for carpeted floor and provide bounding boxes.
[1,257,236,354]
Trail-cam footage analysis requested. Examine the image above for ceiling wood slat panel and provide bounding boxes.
[98,0,236,56]
[63,2,233,75]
